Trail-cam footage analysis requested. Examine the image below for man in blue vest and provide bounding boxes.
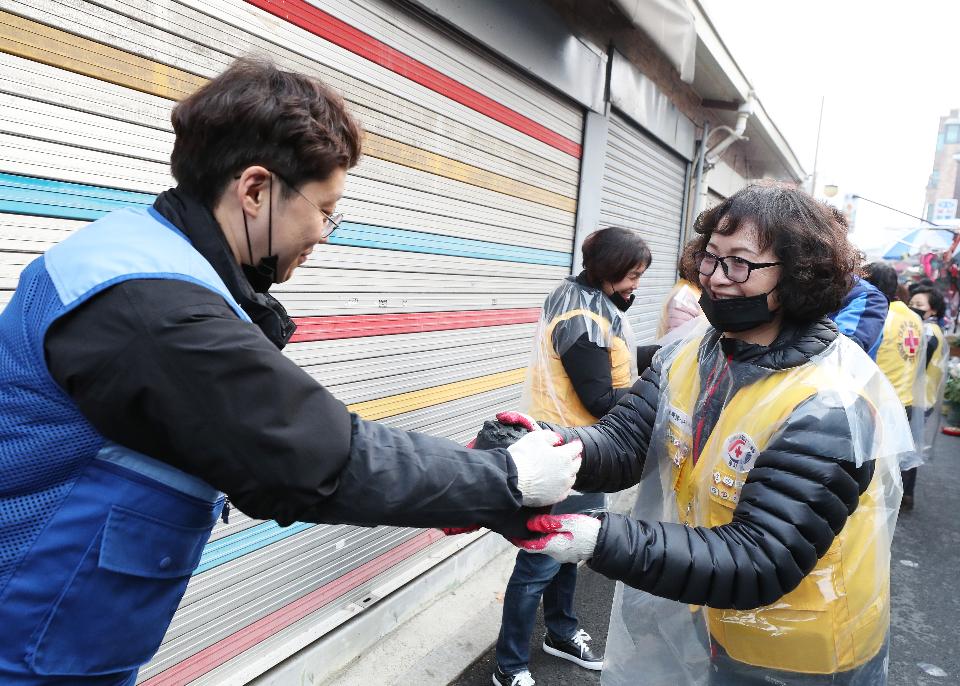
[829,274,889,359]
[0,58,581,685]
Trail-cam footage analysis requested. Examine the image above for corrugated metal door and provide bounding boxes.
[599,112,687,343]
[0,0,583,682]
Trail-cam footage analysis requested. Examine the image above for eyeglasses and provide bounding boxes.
[236,171,344,239]
[694,250,781,284]
[274,173,343,239]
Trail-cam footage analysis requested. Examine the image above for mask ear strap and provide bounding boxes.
[267,174,273,257]
[242,211,254,265]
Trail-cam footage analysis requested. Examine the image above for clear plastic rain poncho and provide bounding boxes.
[920,321,948,461]
[520,276,637,515]
[601,321,912,686]
[520,277,638,427]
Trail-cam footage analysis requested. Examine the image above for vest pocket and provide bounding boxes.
[29,505,211,675]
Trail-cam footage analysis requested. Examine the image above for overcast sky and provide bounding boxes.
[699,0,960,251]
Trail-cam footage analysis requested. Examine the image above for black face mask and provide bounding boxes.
[242,256,279,294]
[241,176,279,294]
[699,287,779,333]
[909,307,928,320]
[609,291,635,312]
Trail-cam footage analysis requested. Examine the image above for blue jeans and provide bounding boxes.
[495,550,579,673]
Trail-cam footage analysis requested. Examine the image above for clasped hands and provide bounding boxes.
[443,411,600,564]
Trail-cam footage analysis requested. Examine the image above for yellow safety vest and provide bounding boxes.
[923,321,946,409]
[664,336,889,674]
[527,308,633,426]
[875,301,923,406]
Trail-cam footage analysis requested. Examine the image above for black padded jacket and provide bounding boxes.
[548,318,878,610]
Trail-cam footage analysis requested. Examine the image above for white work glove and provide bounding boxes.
[514,514,601,564]
[507,430,582,507]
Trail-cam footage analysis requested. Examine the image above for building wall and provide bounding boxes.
[924,110,960,221]
[542,0,753,181]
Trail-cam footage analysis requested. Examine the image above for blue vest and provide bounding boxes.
[0,207,250,684]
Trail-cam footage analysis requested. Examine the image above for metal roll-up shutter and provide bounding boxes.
[0,0,583,682]
[599,112,688,344]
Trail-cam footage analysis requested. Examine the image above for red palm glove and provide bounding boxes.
[495,411,541,432]
[512,514,600,563]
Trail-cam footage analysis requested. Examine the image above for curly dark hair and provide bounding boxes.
[171,57,363,206]
[692,183,862,322]
[677,238,701,282]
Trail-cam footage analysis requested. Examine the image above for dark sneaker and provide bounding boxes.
[492,664,535,686]
[900,494,914,511]
[542,629,603,670]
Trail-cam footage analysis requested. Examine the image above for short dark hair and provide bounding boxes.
[908,277,935,296]
[912,286,946,318]
[692,183,862,322]
[171,57,362,206]
[581,227,652,285]
[863,262,898,301]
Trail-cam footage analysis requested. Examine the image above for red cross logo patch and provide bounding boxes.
[903,326,920,356]
[723,432,758,473]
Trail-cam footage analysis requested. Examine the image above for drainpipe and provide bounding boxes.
[705,94,754,168]
[696,93,755,217]
[689,121,710,236]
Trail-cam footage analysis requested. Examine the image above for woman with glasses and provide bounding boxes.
[499,183,910,685]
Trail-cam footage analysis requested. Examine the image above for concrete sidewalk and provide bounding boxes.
[319,488,635,686]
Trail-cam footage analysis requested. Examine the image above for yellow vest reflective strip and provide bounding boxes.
[527,308,632,426]
[664,336,889,674]
[924,322,946,408]
[875,301,923,406]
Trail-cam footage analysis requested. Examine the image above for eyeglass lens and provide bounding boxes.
[697,252,750,283]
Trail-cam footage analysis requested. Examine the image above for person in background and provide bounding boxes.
[895,282,912,306]
[864,262,925,511]
[829,273,888,359]
[908,285,948,496]
[492,227,652,686]
[655,240,703,342]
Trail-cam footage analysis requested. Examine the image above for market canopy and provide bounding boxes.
[881,227,958,260]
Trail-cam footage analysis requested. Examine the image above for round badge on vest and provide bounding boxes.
[723,432,759,472]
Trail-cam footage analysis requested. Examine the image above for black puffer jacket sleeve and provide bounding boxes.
[544,353,662,493]
[301,415,535,538]
[587,394,878,610]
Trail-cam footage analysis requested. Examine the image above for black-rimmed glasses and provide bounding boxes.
[694,250,781,284]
